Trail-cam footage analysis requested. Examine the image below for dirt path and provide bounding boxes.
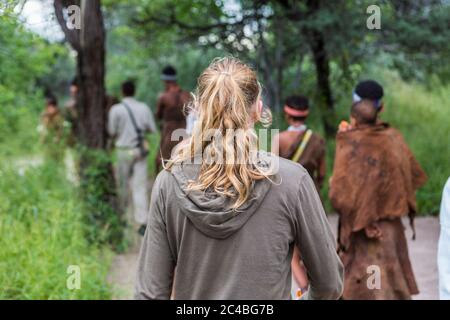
[107,244,141,300]
[108,215,440,300]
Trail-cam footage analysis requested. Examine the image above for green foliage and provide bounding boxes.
[0,7,115,299]
[146,132,161,178]
[77,147,126,251]
[381,73,450,214]
[380,1,450,82]
[0,85,42,157]
[0,163,112,299]
[0,7,63,92]
[0,6,69,157]
[105,18,224,109]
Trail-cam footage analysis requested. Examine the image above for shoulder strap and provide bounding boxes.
[291,129,313,163]
[122,101,143,145]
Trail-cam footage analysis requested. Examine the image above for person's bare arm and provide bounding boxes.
[291,246,309,289]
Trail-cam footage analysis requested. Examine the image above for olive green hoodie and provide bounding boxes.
[135,153,343,300]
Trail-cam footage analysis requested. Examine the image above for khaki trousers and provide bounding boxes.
[115,149,149,226]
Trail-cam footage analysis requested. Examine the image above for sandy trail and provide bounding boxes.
[108,215,440,300]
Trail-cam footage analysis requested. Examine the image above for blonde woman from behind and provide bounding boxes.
[135,57,343,300]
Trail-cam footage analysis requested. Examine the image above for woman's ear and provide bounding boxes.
[252,99,263,121]
[250,99,263,125]
[258,99,263,115]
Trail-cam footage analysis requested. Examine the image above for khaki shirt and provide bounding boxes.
[108,97,157,148]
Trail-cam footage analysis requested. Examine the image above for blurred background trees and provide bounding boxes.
[1,0,449,298]
[102,0,450,134]
[1,0,449,235]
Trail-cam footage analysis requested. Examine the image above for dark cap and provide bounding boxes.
[161,65,177,81]
[353,80,384,109]
[354,80,384,101]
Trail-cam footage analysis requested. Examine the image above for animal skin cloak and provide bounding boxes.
[330,122,427,299]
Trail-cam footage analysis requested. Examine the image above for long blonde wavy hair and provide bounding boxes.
[165,57,273,209]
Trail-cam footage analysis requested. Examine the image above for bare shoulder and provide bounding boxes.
[181,90,192,103]
[273,130,292,144]
[277,130,291,139]
[157,92,168,103]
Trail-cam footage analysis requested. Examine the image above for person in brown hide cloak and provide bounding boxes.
[329,80,427,300]
[271,95,326,298]
[155,66,191,172]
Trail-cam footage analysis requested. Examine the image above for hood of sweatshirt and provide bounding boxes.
[170,154,274,240]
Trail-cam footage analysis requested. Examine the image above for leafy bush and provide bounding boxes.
[78,148,126,251]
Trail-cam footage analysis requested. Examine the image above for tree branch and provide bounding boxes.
[132,7,270,34]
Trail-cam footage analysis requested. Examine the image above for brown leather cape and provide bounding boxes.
[329,123,427,250]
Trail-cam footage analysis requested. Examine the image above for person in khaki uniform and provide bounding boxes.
[108,81,157,235]
[271,95,326,298]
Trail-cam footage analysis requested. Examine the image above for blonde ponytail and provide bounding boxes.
[166,57,272,209]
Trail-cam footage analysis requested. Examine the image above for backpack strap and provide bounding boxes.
[122,101,143,147]
[291,129,313,163]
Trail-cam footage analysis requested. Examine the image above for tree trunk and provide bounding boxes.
[77,0,107,149]
[54,0,120,247]
[277,0,336,136]
[309,29,335,136]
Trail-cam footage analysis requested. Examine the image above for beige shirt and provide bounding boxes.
[108,97,157,148]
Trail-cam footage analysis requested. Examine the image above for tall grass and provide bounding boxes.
[381,74,450,214]
[0,163,112,299]
[0,90,113,299]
